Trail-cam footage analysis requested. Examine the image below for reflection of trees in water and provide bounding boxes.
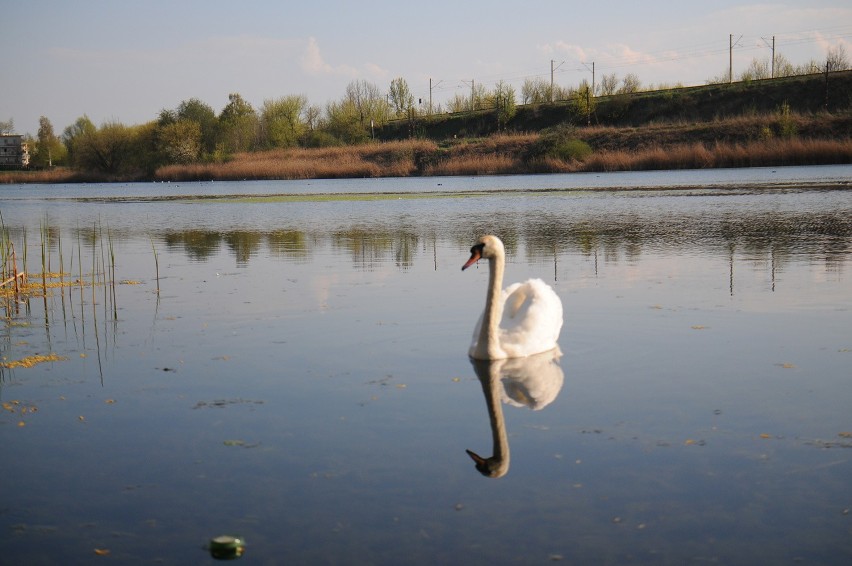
[224,231,262,268]
[141,209,851,272]
[331,227,420,270]
[163,230,221,262]
[518,210,851,273]
[267,230,311,262]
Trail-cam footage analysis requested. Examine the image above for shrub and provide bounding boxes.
[552,139,593,161]
[777,101,797,138]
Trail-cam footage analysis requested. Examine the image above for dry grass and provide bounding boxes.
[155,139,438,181]
[423,154,520,176]
[583,138,852,171]
[0,168,82,184]
[155,134,852,180]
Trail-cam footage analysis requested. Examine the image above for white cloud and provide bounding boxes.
[542,41,589,62]
[300,37,358,77]
[363,62,390,81]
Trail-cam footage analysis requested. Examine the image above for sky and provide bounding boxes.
[2,0,851,136]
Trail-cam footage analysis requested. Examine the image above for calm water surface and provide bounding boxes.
[1,166,851,564]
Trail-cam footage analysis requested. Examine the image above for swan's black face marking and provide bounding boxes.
[462,243,485,271]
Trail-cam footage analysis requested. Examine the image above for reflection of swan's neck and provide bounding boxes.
[485,371,510,476]
[479,253,505,359]
[467,361,510,478]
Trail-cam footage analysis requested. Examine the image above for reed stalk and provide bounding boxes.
[108,227,117,319]
[150,237,160,294]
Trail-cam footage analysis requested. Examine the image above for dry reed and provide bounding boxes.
[423,155,520,176]
[0,168,81,184]
[155,139,438,182]
[582,138,852,172]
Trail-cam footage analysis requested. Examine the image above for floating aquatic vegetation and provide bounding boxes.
[1,353,68,369]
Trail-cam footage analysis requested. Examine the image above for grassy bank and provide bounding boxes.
[2,112,850,185]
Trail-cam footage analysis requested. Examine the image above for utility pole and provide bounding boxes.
[428,79,443,116]
[550,60,564,103]
[591,62,595,96]
[583,62,595,96]
[551,60,555,102]
[728,34,742,83]
[729,34,733,83]
[771,35,775,78]
[461,80,475,112]
[761,36,776,78]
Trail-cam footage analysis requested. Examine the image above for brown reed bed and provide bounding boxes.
[155,139,438,182]
[582,137,852,172]
[422,154,521,176]
[156,134,852,180]
[0,167,84,184]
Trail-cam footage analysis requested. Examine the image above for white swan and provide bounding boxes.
[462,235,563,360]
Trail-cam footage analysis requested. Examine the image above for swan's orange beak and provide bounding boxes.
[462,247,482,270]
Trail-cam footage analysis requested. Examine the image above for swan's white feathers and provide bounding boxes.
[465,234,564,360]
[469,278,563,359]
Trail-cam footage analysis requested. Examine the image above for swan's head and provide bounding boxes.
[465,449,509,478]
[461,235,505,270]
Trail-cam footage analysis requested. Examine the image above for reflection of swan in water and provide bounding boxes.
[466,348,564,478]
[462,235,563,360]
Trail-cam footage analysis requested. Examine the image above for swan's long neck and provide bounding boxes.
[479,252,505,359]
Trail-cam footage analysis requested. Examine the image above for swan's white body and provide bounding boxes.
[462,235,563,360]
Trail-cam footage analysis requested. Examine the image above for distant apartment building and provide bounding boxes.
[0,134,30,167]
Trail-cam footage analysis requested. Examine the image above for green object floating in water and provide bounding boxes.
[209,535,245,560]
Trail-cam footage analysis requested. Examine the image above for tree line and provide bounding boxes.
[7,44,848,176]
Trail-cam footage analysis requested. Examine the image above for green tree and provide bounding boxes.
[259,95,307,148]
[346,79,388,129]
[324,80,388,143]
[389,77,415,119]
[73,120,140,175]
[158,120,202,164]
[32,116,66,167]
[573,80,596,124]
[61,115,96,168]
[490,80,517,130]
[324,99,368,144]
[176,98,218,154]
[521,77,551,104]
[447,93,469,113]
[218,93,257,153]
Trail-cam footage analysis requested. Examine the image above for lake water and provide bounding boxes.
[2,165,851,565]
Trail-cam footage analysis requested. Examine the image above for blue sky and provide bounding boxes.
[3,0,851,136]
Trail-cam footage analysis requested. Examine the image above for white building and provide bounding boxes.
[0,135,30,167]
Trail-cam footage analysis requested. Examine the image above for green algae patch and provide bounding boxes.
[217,191,481,203]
